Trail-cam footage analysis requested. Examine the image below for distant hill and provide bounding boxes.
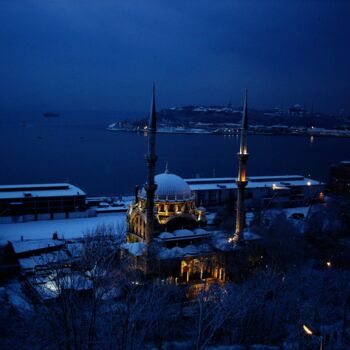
[157,105,350,129]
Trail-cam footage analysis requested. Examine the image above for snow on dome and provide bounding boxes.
[140,172,192,201]
[158,248,171,259]
[198,243,212,252]
[170,246,185,257]
[173,229,194,238]
[183,245,199,255]
[158,246,185,259]
[193,228,207,235]
[158,232,175,239]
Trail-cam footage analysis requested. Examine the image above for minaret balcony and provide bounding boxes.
[237,152,249,161]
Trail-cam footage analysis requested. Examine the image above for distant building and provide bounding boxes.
[288,104,306,117]
[330,161,350,194]
[187,175,324,209]
[0,183,86,223]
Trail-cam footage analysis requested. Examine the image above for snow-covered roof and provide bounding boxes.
[158,242,213,260]
[29,273,93,300]
[0,213,126,243]
[11,239,64,255]
[158,232,174,239]
[186,175,323,191]
[121,242,146,256]
[173,229,195,237]
[0,183,86,199]
[18,250,70,271]
[183,244,199,255]
[157,228,210,241]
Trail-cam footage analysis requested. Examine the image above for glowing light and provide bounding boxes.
[303,324,313,335]
[272,183,276,189]
[228,236,237,244]
[326,261,332,267]
[307,181,312,186]
[143,125,148,130]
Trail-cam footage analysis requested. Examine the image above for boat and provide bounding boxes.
[43,112,60,117]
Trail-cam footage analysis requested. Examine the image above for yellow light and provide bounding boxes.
[303,324,313,335]
[228,237,237,244]
[272,183,276,189]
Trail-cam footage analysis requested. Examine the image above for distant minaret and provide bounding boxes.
[144,84,158,244]
[233,90,249,243]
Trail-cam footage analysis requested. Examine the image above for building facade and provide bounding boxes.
[0,183,86,223]
[187,175,324,210]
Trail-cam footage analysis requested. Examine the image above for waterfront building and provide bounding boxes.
[0,183,86,223]
[186,175,324,210]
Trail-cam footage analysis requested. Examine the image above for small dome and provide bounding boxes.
[183,245,199,255]
[140,172,192,201]
[158,232,174,239]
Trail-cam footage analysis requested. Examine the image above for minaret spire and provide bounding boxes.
[231,89,249,243]
[165,161,170,174]
[149,82,157,131]
[144,83,158,244]
[239,89,248,155]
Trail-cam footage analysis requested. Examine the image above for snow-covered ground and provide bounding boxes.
[0,282,33,314]
[0,213,126,244]
[283,206,310,218]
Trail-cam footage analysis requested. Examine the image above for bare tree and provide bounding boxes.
[34,224,125,350]
[251,211,305,272]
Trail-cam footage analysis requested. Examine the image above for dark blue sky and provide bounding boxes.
[0,0,349,114]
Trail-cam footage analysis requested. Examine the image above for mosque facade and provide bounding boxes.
[123,86,249,284]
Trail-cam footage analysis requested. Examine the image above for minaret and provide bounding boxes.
[232,89,249,243]
[144,83,158,244]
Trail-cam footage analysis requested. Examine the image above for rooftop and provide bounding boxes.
[0,213,126,244]
[185,175,323,191]
[0,183,86,199]
[11,239,64,255]
[157,228,210,241]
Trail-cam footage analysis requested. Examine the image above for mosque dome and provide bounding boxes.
[140,171,192,201]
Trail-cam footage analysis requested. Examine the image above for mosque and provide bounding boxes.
[123,86,249,283]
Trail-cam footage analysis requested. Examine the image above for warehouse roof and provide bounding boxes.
[0,183,86,199]
[185,175,323,191]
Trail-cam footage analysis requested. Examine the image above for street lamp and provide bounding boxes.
[303,324,324,350]
[303,324,313,335]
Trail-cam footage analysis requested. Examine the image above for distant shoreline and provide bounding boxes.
[106,127,350,139]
